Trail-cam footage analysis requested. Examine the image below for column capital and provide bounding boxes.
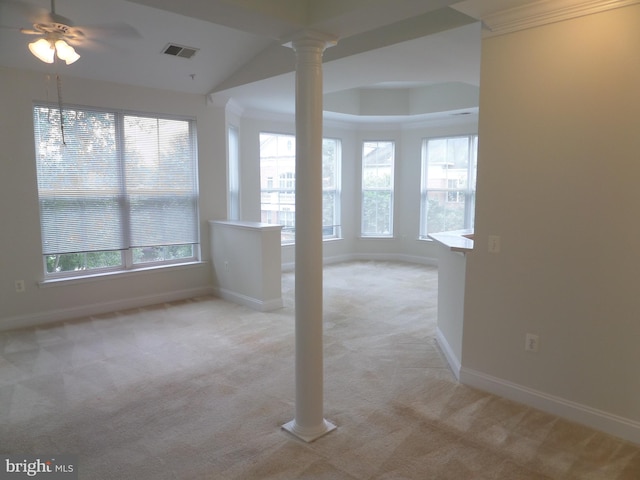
[283,29,338,52]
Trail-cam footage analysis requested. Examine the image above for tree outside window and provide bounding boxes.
[33,105,199,277]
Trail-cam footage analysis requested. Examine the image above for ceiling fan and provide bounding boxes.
[1,0,140,65]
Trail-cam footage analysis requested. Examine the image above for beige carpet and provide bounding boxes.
[1,261,639,479]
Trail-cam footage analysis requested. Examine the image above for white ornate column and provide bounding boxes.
[281,31,337,442]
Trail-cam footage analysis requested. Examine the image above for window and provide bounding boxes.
[259,133,296,243]
[259,133,341,244]
[361,140,394,237]
[420,135,477,237]
[227,125,240,220]
[322,138,341,239]
[33,104,199,278]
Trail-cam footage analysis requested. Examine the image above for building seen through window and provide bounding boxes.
[259,132,341,244]
[420,135,477,237]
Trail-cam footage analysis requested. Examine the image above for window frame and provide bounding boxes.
[360,139,395,238]
[227,124,240,221]
[419,134,478,238]
[322,136,342,240]
[33,102,201,280]
[259,132,342,245]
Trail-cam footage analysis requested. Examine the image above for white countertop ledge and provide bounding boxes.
[209,220,282,231]
[428,229,474,253]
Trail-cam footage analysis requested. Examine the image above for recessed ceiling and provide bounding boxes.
[0,0,546,122]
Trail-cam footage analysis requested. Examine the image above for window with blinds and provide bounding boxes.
[33,104,199,277]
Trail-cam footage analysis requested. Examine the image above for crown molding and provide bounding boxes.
[483,0,640,36]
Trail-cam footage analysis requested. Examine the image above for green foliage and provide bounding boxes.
[133,245,193,264]
[46,251,122,273]
[46,245,194,273]
[362,190,392,235]
[425,198,465,234]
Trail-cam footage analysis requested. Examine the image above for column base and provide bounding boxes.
[282,419,337,442]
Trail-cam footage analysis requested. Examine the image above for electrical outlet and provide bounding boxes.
[15,280,26,293]
[525,333,539,352]
[488,235,501,253]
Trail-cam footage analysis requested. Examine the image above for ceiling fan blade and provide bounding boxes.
[0,24,23,31]
[80,23,141,40]
[0,0,55,25]
[65,36,108,52]
[18,27,41,34]
[1,24,43,38]
[64,26,84,39]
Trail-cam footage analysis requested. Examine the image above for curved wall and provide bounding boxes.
[234,111,478,270]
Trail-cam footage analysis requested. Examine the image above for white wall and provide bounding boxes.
[0,66,227,328]
[463,5,640,441]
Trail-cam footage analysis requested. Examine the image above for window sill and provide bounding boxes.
[358,236,395,240]
[428,229,474,253]
[280,237,344,247]
[38,261,208,288]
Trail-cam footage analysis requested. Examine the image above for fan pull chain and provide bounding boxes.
[56,74,66,145]
[45,74,52,122]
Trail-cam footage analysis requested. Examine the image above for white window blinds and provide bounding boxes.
[33,105,198,256]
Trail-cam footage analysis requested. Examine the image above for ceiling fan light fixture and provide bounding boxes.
[55,40,80,65]
[28,38,55,64]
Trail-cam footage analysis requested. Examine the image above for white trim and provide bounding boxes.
[212,287,283,312]
[3,254,436,329]
[348,252,438,266]
[435,327,461,381]
[460,367,640,445]
[0,286,214,332]
[38,261,208,288]
[483,0,640,36]
[282,418,337,443]
[282,252,438,272]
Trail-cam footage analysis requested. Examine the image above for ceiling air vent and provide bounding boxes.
[162,43,199,59]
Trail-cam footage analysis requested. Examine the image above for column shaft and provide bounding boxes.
[282,34,336,442]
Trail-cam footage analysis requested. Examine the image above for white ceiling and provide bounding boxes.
[0,0,537,121]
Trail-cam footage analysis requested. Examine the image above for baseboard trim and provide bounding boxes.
[435,327,461,381]
[213,287,283,312]
[0,286,215,332]
[347,252,438,266]
[460,367,640,445]
[2,255,435,330]
[283,253,438,272]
